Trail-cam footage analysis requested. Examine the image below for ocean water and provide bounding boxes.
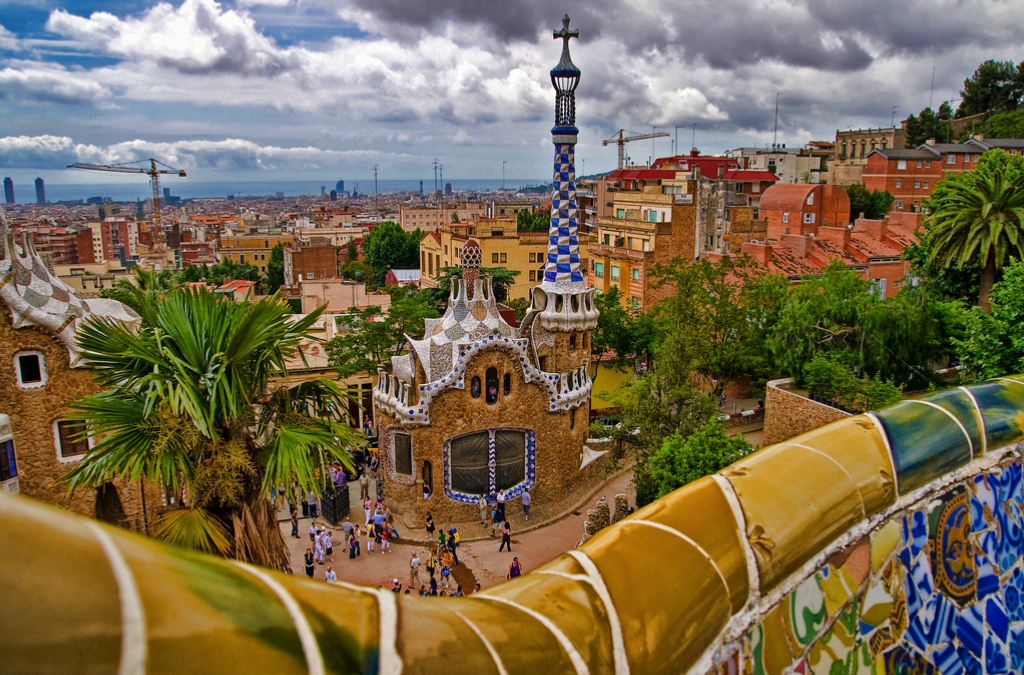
[31,178,551,204]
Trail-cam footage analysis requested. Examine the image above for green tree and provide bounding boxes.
[923,149,1024,311]
[904,104,954,147]
[341,260,373,283]
[953,257,1024,379]
[591,287,648,386]
[362,221,422,285]
[344,239,359,263]
[649,422,755,497]
[516,208,551,232]
[903,239,981,305]
[846,184,894,220]
[957,59,1022,118]
[975,110,1024,140]
[60,289,361,569]
[326,288,441,378]
[264,243,285,293]
[100,266,181,314]
[432,266,520,305]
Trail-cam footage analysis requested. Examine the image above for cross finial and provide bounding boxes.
[553,14,578,49]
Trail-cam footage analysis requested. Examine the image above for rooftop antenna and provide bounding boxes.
[433,159,439,195]
[928,65,936,110]
[501,160,508,190]
[772,92,781,148]
[373,164,378,209]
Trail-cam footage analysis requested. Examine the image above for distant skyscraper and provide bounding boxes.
[336,180,344,193]
[321,186,326,197]
[3,177,14,205]
[163,187,171,200]
[329,190,338,202]
[445,182,453,196]
[419,180,423,196]
[35,178,45,205]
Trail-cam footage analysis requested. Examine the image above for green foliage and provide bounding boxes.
[591,286,657,380]
[975,110,1024,140]
[61,288,362,569]
[344,239,358,263]
[180,259,262,287]
[923,149,1024,310]
[953,257,1024,379]
[326,288,440,378]
[846,184,894,220]
[903,104,954,147]
[649,422,755,497]
[957,59,1023,118]
[802,355,903,413]
[100,266,181,316]
[153,507,232,556]
[264,243,285,293]
[507,297,530,322]
[433,266,520,305]
[516,208,551,232]
[361,221,422,285]
[903,239,981,305]
[341,260,373,282]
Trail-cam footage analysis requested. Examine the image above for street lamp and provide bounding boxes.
[502,160,508,190]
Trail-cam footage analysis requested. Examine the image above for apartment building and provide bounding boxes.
[283,241,340,287]
[418,219,550,301]
[758,184,852,240]
[862,141,984,216]
[219,233,295,273]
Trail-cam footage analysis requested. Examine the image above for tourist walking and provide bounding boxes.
[440,548,454,589]
[426,550,437,580]
[447,527,460,565]
[348,528,360,559]
[425,512,435,538]
[307,491,318,520]
[363,498,373,526]
[410,552,421,587]
[380,525,392,553]
[340,516,353,552]
[507,556,522,580]
[496,489,506,521]
[498,521,512,552]
[478,494,489,525]
[304,548,315,578]
[314,532,325,565]
[309,521,318,543]
[323,529,334,562]
[359,472,370,501]
[366,523,376,552]
[521,489,531,521]
[324,566,337,583]
[290,508,299,538]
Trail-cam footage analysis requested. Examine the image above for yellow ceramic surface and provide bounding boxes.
[870,520,901,574]
[749,604,795,675]
[724,444,865,591]
[634,476,749,612]
[394,596,516,674]
[114,535,309,674]
[772,416,896,518]
[1,495,123,674]
[582,520,732,674]
[286,580,381,673]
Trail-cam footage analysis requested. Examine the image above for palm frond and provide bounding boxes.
[153,507,232,556]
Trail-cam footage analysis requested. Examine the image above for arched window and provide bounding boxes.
[503,373,511,396]
[485,367,499,404]
[471,376,481,398]
[569,334,577,350]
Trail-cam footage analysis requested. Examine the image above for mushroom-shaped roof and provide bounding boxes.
[461,238,482,269]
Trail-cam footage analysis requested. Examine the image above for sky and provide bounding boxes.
[1,0,1023,188]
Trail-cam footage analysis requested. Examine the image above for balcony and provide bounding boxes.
[588,242,651,261]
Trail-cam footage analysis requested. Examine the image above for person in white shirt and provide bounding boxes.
[324,566,337,583]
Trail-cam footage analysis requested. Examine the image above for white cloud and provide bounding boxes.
[0,62,111,105]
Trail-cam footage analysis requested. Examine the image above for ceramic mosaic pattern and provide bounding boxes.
[0,205,139,365]
[441,427,537,504]
[3,377,1024,674]
[542,141,584,288]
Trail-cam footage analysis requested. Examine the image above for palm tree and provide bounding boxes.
[925,150,1024,311]
[60,288,360,570]
[101,266,181,317]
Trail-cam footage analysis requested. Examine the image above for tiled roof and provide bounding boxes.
[606,169,677,181]
[758,184,817,211]
[883,224,919,249]
[846,233,900,259]
[723,170,779,181]
[866,148,938,160]
[767,246,820,277]
[809,239,859,266]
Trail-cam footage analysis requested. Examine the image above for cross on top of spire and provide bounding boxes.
[553,14,578,50]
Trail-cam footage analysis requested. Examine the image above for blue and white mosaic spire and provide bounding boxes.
[541,15,586,293]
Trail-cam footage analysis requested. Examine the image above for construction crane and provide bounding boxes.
[602,129,670,170]
[67,158,186,247]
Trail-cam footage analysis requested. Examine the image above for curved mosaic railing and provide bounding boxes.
[2,377,1023,673]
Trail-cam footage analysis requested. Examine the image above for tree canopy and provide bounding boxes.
[846,184,894,220]
[903,103,954,147]
[61,289,362,569]
[957,59,1023,118]
[361,221,422,286]
[516,208,551,232]
[922,149,1024,310]
[649,422,755,498]
[953,257,1024,379]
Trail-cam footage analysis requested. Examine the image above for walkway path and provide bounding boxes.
[282,470,636,592]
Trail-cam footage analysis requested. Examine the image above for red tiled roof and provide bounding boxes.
[767,246,820,277]
[216,279,256,293]
[758,184,818,212]
[883,225,919,249]
[809,239,859,266]
[606,169,677,181]
[846,233,900,259]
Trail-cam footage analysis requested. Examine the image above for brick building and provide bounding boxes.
[759,184,851,240]
[283,241,340,286]
[862,142,984,216]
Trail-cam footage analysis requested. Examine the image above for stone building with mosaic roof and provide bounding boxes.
[0,205,161,530]
[372,17,605,522]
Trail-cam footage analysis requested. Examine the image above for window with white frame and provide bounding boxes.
[803,213,815,224]
[54,419,89,462]
[14,351,46,389]
[895,200,904,210]
[914,181,920,189]
[806,192,814,205]
[897,160,907,170]
[782,212,789,223]
[947,155,956,164]
[896,180,902,188]
[610,265,620,281]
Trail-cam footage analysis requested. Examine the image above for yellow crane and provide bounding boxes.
[602,129,670,170]
[67,158,186,247]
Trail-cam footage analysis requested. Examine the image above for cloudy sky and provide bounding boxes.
[1,0,1022,188]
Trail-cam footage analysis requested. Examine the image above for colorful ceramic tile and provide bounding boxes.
[925,387,986,455]
[956,604,984,659]
[985,636,1010,675]
[930,489,976,607]
[873,401,972,495]
[923,593,958,645]
[580,519,732,675]
[631,476,749,613]
[746,604,795,675]
[1006,567,1024,622]
[985,594,1009,643]
[725,444,865,591]
[818,564,857,618]
[971,472,997,531]
[908,510,928,559]
[806,613,868,675]
[1009,626,1024,674]
[775,416,897,518]
[858,564,895,636]
[870,521,902,574]
[958,644,983,675]
[881,644,938,674]
[974,542,999,600]
[967,380,1024,450]
[933,642,965,675]
[783,574,827,650]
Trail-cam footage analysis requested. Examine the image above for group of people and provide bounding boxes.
[303,522,336,578]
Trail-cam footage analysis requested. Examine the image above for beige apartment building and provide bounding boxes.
[219,233,295,273]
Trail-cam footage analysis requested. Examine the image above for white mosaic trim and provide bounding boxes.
[85,521,147,675]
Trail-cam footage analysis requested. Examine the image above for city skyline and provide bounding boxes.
[1,0,1022,186]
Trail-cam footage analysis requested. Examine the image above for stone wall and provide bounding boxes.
[0,309,161,531]
[763,377,850,446]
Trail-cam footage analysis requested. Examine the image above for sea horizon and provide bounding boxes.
[5,178,554,204]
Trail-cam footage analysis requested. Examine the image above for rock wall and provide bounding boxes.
[763,377,850,445]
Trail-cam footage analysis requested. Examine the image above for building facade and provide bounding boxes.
[759,183,852,241]
[373,18,604,523]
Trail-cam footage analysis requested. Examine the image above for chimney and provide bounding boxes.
[780,233,813,258]
[925,138,936,147]
[818,226,851,247]
[741,241,772,266]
